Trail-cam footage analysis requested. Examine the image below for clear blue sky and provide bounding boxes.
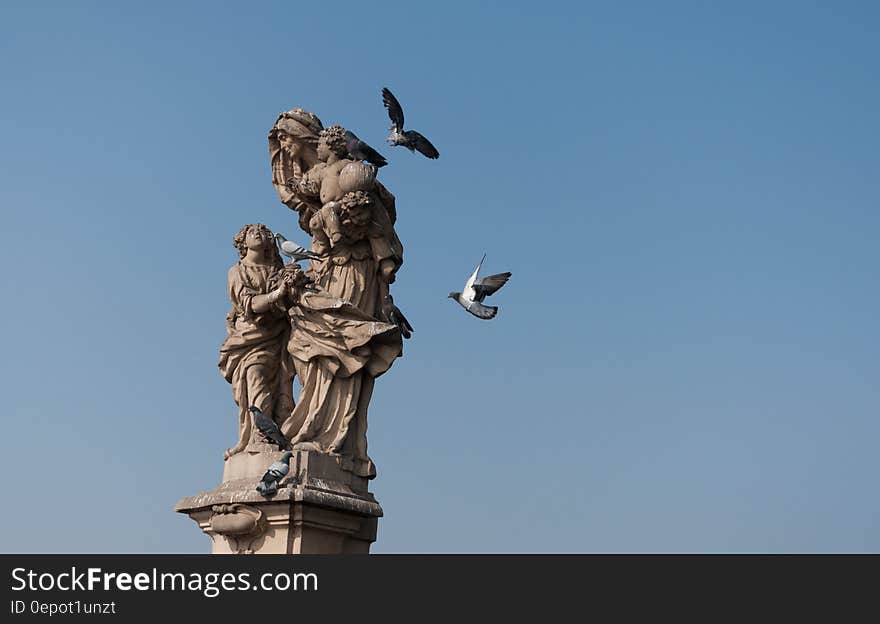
[1,1,878,553]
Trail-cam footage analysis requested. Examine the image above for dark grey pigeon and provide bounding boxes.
[249,405,291,451]
[448,254,511,320]
[381,294,414,339]
[382,87,440,159]
[256,451,294,497]
[274,232,322,262]
[343,130,387,167]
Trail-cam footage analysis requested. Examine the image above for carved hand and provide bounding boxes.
[379,259,396,284]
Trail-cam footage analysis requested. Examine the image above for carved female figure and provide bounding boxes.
[295,125,403,312]
[271,123,405,479]
[218,223,296,459]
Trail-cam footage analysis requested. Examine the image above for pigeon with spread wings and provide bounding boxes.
[382,87,440,160]
[448,255,511,320]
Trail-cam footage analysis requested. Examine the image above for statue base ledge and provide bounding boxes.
[175,449,382,554]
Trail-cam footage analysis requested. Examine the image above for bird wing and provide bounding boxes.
[268,430,290,450]
[252,407,271,430]
[468,302,498,320]
[462,254,486,300]
[266,461,289,479]
[406,130,439,159]
[392,305,414,336]
[357,141,388,167]
[253,408,290,448]
[382,87,405,131]
[256,481,275,495]
[473,272,511,301]
[280,240,307,257]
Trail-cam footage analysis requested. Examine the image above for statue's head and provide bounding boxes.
[269,109,324,188]
[233,223,283,267]
[270,108,323,154]
[317,125,349,161]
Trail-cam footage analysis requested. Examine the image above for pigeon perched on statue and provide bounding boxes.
[448,255,512,320]
[274,232,322,262]
[256,451,294,497]
[382,87,440,159]
[248,405,291,451]
[381,294,414,339]
[344,129,387,167]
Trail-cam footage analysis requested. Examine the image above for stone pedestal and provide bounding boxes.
[175,443,382,554]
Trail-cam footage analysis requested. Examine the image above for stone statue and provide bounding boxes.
[218,223,299,460]
[176,108,406,553]
[264,111,405,479]
[219,222,401,476]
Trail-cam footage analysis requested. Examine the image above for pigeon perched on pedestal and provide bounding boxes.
[248,405,291,451]
[381,294,414,339]
[382,87,440,159]
[448,255,512,320]
[256,451,294,497]
[344,130,387,167]
[274,232,321,262]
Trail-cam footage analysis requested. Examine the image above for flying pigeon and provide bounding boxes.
[448,254,511,320]
[344,130,387,167]
[249,405,291,451]
[381,294,414,339]
[256,451,294,497]
[274,232,322,262]
[382,87,440,159]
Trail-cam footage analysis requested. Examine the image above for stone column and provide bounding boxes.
[175,443,383,554]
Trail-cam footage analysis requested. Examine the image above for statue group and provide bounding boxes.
[220,108,405,480]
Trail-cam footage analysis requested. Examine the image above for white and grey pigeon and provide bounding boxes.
[256,451,294,497]
[249,405,291,451]
[382,87,440,159]
[448,254,512,320]
[274,232,321,262]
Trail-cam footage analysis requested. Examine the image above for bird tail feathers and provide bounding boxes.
[256,481,277,496]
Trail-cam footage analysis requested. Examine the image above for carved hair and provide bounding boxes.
[340,190,372,209]
[338,190,373,228]
[319,125,349,158]
[232,223,283,268]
